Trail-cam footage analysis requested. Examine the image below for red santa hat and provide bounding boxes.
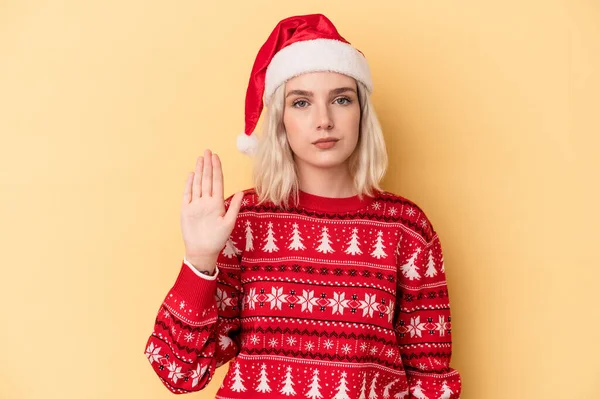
[236,13,373,155]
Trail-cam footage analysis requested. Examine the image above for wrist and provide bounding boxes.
[185,254,218,274]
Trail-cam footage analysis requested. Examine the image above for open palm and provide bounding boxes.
[180,149,244,270]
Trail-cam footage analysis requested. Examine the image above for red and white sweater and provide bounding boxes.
[145,188,462,399]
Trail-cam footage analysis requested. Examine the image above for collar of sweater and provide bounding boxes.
[295,189,376,213]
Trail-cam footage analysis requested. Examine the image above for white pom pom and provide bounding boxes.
[236,132,258,155]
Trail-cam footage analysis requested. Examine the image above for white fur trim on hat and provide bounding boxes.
[264,38,373,104]
[236,131,259,155]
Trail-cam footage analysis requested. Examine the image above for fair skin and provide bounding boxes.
[181,150,244,273]
[283,71,361,198]
[181,72,362,273]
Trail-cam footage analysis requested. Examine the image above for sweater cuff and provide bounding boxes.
[171,261,217,310]
[183,255,220,280]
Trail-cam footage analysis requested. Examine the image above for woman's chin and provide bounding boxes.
[307,155,352,169]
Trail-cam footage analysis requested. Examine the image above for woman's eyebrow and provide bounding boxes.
[286,90,313,98]
[286,87,357,98]
[330,87,357,95]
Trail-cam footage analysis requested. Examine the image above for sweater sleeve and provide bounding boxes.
[394,211,462,398]
[144,200,244,394]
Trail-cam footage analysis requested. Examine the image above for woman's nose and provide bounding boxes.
[315,104,334,130]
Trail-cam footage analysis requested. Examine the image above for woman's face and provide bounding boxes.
[282,71,360,172]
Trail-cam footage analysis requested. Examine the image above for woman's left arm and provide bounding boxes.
[395,211,462,398]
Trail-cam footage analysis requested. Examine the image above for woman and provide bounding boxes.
[144,14,462,399]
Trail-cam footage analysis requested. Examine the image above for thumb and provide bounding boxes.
[224,191,244,226]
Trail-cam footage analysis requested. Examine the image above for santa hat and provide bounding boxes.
[236,13,373,155]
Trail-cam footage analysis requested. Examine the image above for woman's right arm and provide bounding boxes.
[144,249,243,393]
[144,150,244,393]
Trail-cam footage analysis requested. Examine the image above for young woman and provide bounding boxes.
[145,14,462,399]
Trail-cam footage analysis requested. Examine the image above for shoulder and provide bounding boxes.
[375,189,436,242]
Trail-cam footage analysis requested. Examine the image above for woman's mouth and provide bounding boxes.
[313,138,339,149]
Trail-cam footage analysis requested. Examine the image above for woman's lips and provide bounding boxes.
[313,139,339,149]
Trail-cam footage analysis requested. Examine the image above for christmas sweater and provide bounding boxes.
[145,188,462,399]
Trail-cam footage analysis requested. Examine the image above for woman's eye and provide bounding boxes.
[293,100,309,108]
[335,97,351,105]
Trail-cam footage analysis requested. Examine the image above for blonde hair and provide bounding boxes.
[252,80,388,209]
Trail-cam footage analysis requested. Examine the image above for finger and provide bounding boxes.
[202,149,213,197]
[193,156,203,198]
[224,192,244,226]
[212,153,224,200]
[182,172,193,204]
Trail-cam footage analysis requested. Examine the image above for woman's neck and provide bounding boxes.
[296,163,357,198]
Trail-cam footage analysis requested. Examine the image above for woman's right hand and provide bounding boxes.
[180,149,244,272]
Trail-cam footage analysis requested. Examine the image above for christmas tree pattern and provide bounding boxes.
[218,334,233,351]
[305,368,323,399]
[344,228,363,255]
[332,371,351,399]
[358,372,368,399]
[280,366,296,396]
[262,222,279,253]
[230,362,247,392]
[370,231,387,259]
[410,380,429,399]
[382,379,397,399]
[255,363,272,393]
[368,372,379,399]
[245,220,254,251]
[437,381,453,399]
[288,222,306,251]
[222,236,241,258]
[401,247,422,280]
[424,249,437,278]
[316,226,335,253]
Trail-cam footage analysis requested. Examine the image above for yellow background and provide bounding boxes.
[1,1,598,398]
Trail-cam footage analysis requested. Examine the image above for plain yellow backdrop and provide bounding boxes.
[1,1,598,398]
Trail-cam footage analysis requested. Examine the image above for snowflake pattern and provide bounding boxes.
[190,363,207,388]
[408,316,427,338]
[328,292,350,315]
[358,293,379,317]
[145,342,162,364]
[216,288,233,311]
[266,287,287,310]
[184,332,194,342]
[323,339,334,349]
[341,344,352,355]
[167,361,185,383]
[297,289,319,312]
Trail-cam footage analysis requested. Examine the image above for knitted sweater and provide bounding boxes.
[144,188,462,399]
